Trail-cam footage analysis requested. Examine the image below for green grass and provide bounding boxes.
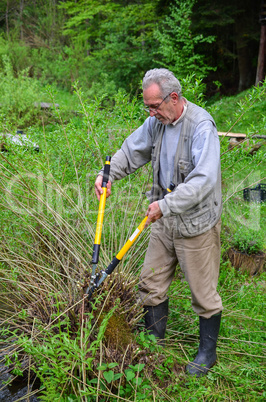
[167,265,266,401]
[207,85,266,135]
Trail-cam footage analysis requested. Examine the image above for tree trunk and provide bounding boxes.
[6,1,9,39]
[255,1,266,86]
[20,0,24,40]
[235,20,254,91]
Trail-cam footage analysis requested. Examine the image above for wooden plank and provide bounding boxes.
[218,132,246,138]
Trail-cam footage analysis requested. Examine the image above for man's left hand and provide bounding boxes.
[145,201,163,227]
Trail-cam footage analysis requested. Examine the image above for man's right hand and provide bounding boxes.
[94,175,112,201]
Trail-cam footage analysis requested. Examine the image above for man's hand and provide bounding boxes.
[145,201,163,227]
[94,175,112,201]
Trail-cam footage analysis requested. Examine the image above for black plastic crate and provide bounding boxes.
[243,183,266,203]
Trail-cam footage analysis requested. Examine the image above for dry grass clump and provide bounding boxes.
[0,219,154,398]
[0,155,159,399]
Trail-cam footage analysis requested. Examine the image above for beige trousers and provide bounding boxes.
[139,217,223,319]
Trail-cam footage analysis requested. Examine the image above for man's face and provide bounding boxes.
[143,83,179,125]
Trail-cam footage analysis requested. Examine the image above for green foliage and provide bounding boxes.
[0,0,262,97]
[168,267,266,401]
[232,227,265,255]
[180,74,207,107]
[156,0,216,80]
[97,362,122,384]
[0,55,43,128]
[207,81,266,134]
[0,37,31,73]
[14,298,120,401]
[210,82,266,256]
[59,0,161,95]
[137,331,158,352]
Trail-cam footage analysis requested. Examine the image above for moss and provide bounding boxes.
[102,312,133,349]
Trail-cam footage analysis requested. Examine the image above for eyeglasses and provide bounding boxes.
[144,92,172,114]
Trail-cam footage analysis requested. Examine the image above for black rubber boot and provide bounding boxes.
[143,299,169,344]
[186,313,222,377]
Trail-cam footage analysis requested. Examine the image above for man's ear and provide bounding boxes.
[170,92,179,104]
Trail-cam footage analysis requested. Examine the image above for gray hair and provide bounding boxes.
[142,68,182,99]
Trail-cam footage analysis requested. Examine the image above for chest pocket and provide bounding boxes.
[178,160,193,183]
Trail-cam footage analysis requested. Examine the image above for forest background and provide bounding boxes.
[0,0,264,102]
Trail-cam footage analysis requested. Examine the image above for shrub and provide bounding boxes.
[232,227,265,255]
[0,55,43,128]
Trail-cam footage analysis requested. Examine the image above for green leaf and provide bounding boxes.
[103,370,114,383]
[113,373,123,381]
[129,363,145,372]
[89,378,98,384]
[125,369,135,381]
[97,364,107,371]
[108,362,119,369]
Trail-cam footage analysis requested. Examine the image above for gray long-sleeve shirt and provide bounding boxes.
[102,100,222,236]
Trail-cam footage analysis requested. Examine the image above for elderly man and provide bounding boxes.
[95,68,223,377]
